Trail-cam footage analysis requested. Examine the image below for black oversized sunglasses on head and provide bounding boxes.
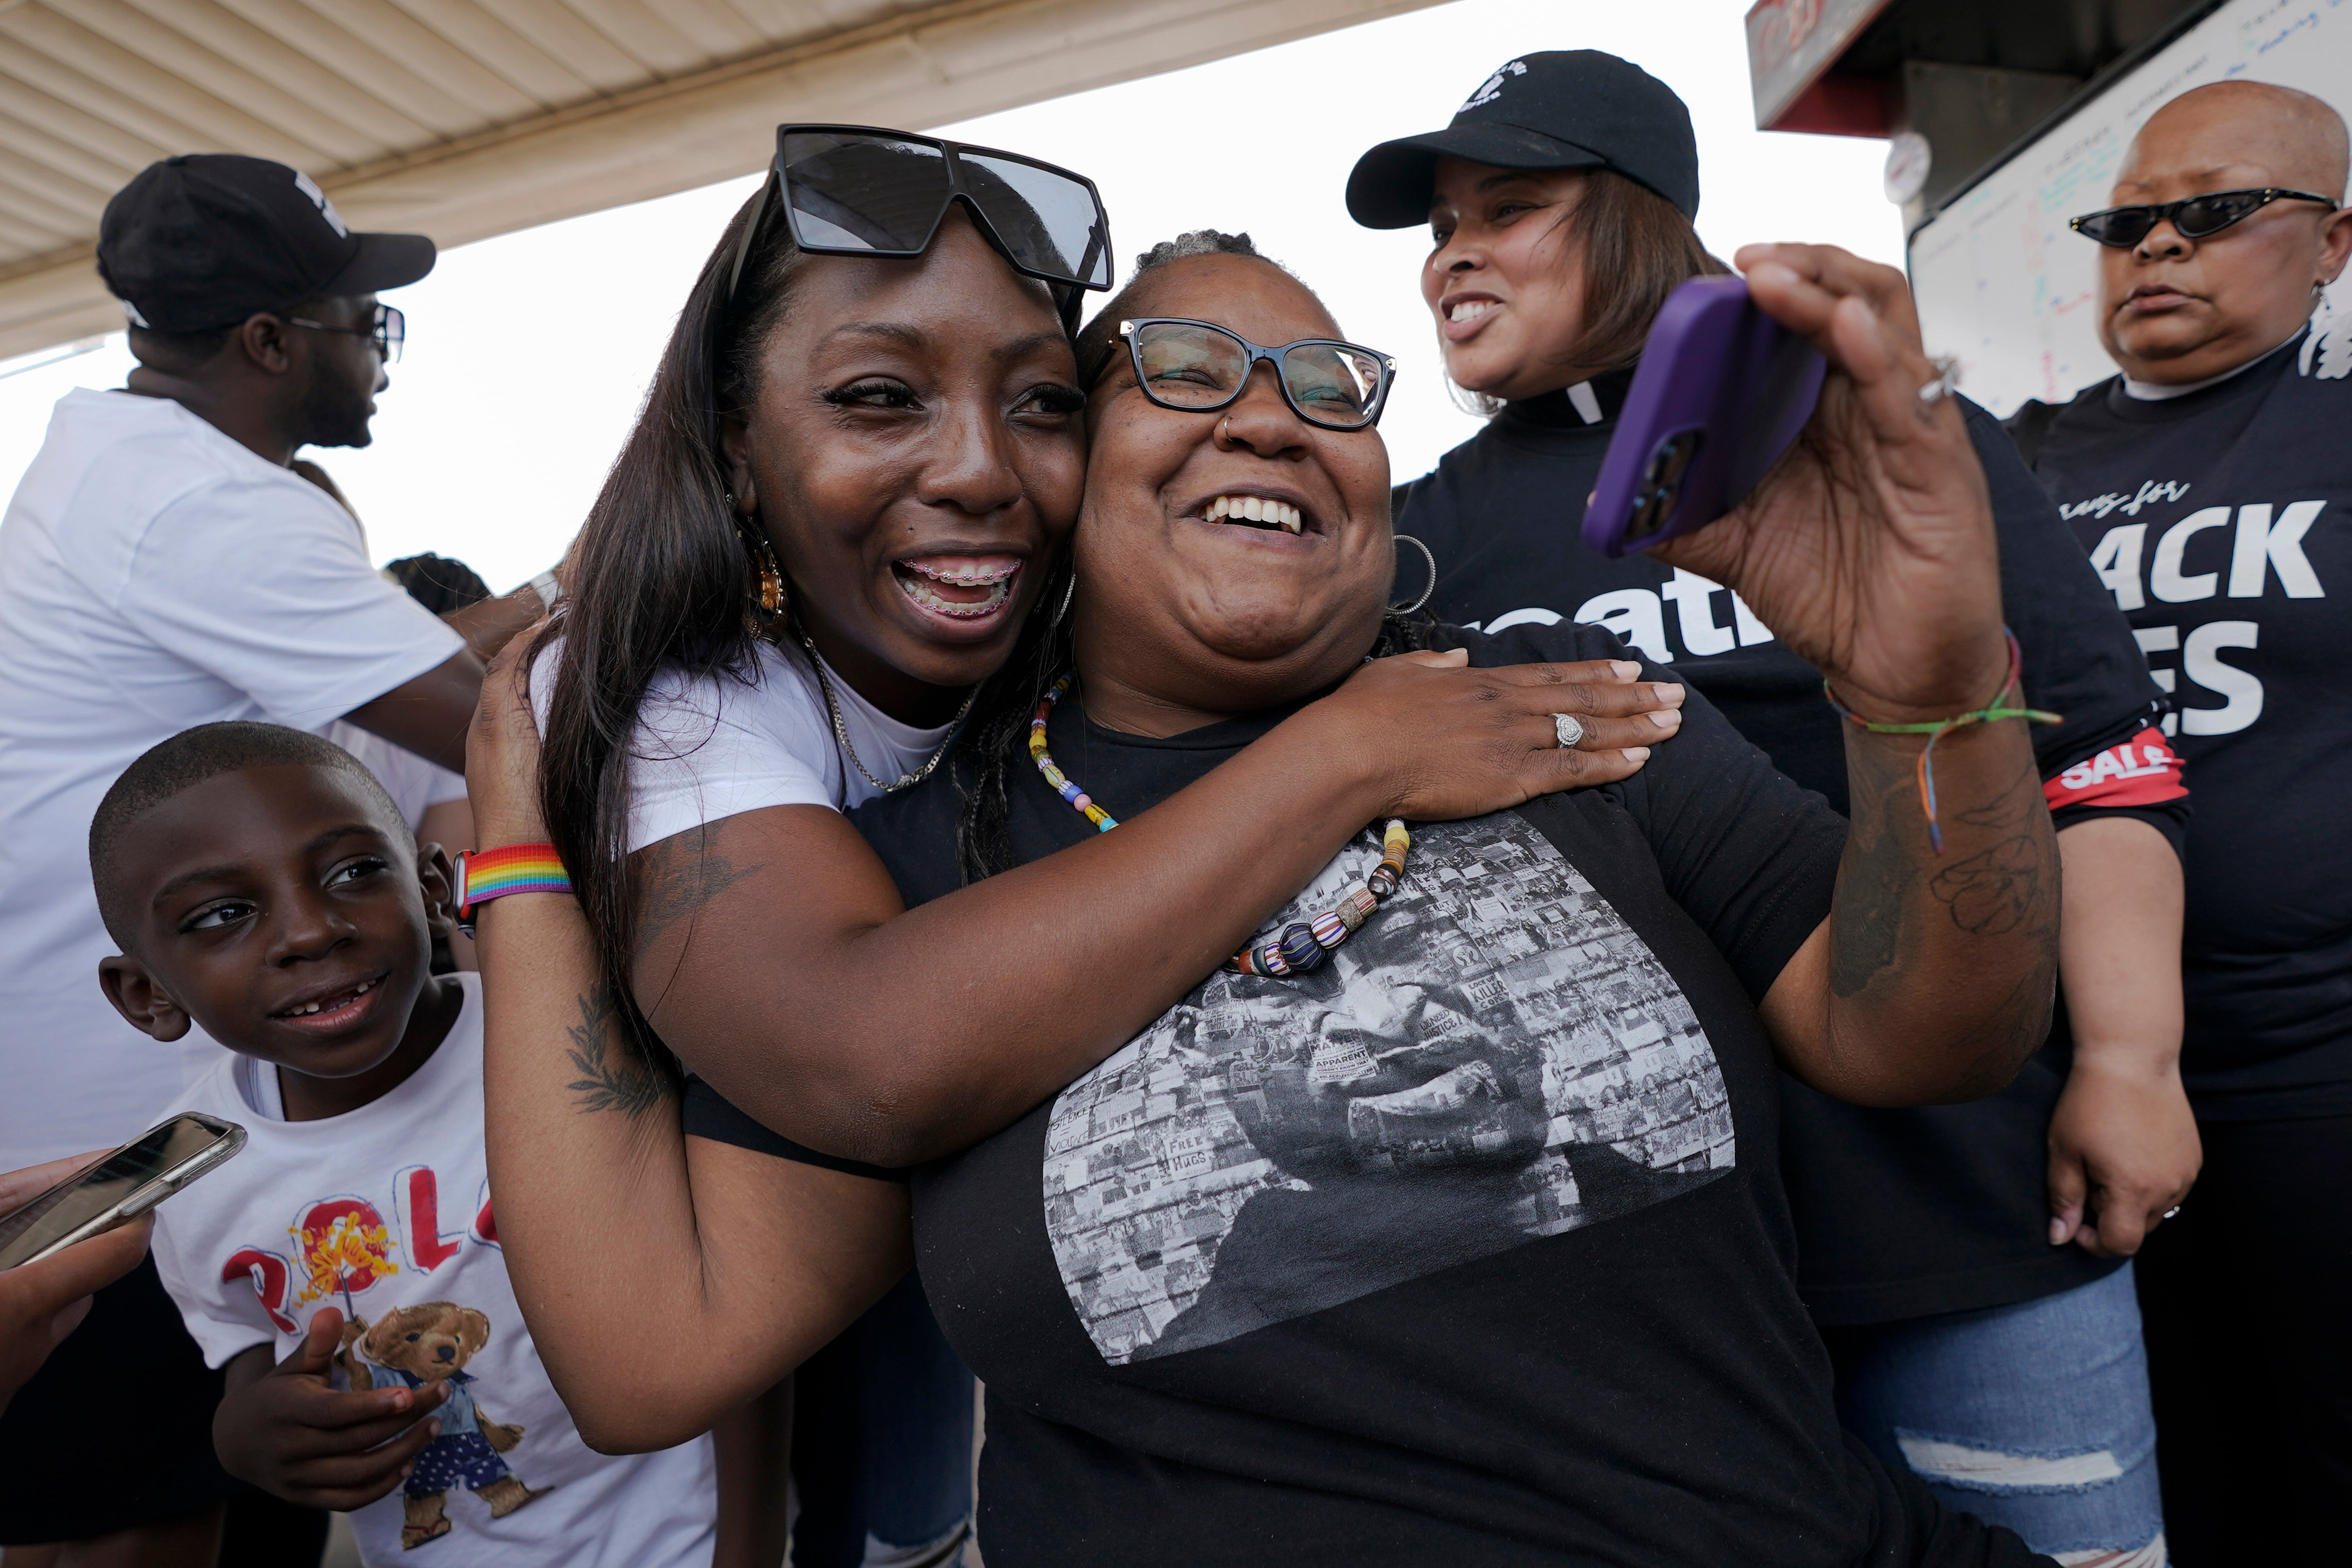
[724,125,1113,326]
[2070,187,2339,247]
[1102,318,1396,431]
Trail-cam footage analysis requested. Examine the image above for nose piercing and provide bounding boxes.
[1219,415,1232,442]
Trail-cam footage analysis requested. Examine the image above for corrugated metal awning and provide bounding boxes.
[0,0,1441,359]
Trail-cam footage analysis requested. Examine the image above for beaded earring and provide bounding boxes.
[1051,568,1077,627]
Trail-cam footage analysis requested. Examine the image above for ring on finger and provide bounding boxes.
[1552,713,1585,749]
[1918,354,1960,405]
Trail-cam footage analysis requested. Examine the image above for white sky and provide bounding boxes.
[0,0,1902,594]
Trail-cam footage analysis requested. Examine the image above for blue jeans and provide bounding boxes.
[791,1269,976,1568]
[1821,1264,2165,1566]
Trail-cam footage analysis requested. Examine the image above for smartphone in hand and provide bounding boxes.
[0,1114,245,1270]
[1584,275,1826,558]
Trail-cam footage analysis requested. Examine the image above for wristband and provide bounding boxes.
[453,844,571,935]
[1823,629,2061,856]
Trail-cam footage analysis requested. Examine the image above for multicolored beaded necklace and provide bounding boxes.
[1028,673,1410,978]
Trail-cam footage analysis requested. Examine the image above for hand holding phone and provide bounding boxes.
[0,1154,155,1415]
[215,1306,449,1511]
[0,1113,246,1271]
[1583,275,1826,558]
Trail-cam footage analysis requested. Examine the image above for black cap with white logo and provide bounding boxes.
[1347,51,1700,228]
[96,154,435,333]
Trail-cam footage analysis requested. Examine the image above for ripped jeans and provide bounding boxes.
[1820,1264,2165,1568]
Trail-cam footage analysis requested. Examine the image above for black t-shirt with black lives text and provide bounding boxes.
[2026,328,2352,1118]
[1396,379,2185,1324]
[716,623,2039,1568]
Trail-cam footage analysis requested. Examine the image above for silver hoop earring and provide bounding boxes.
[1390,533,1437,617]
[1051,569,1077,626]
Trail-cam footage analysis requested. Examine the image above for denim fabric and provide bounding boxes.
[792,1269,977,1568]
[1822,1265,2165,1565]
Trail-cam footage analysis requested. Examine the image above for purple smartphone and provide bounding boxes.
[1582,275,1825,559]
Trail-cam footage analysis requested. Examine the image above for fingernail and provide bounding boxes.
[1653,683,1684,705]
[1749,260,1797,287]
[1649,709,1681,729]
[2048,1218,2070,1246]
[1609,660,1641,679]
[1622,747,1651,762]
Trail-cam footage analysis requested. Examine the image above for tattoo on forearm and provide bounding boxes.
[563,985,667,1120]
[1828,741,1909,996]
[633,836,762,950]
[1829,808,1904,996]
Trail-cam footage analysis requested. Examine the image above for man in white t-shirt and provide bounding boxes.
[85,723,718,1567]
[0,155,536,1560]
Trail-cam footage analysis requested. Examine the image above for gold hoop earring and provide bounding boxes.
[732,494,782,615]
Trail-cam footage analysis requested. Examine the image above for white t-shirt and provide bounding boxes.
[326,721,468,835]
[533,637,955,852]
[149,976,716,1568]
[0,388,465,1167]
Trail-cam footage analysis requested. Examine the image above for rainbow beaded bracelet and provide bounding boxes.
[1030,673,1411,979]
[452,843,572,935]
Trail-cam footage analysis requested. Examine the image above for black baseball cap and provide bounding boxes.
[96,154,435,333]
[1347,51,1700,228]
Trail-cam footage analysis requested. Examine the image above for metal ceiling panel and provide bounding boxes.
[0,0,1444,359]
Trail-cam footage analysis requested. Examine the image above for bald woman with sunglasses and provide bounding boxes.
[2011,79,2352,1562]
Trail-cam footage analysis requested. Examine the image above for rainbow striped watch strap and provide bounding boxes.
[454,844,571,933]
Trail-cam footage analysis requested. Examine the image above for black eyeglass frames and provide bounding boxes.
[723,125,1113,312]
[1108,318,1396,432]
[2070,188,2340,248]
[287,303,405,363]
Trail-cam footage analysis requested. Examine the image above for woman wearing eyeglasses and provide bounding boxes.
[1353,52,2196,1566]
[476,215,2060,1564]
[466,128,1667,1566]
[2005,80,2352,1562]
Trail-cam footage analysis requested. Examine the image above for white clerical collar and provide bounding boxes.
[2122,330,2301,400]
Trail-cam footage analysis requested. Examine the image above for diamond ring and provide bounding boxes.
[1552,713,1585,749]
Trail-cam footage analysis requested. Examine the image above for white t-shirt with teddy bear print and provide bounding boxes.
[148,973,716,1567]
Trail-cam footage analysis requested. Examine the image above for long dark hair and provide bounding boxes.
[533,181,1084,1069]
[529,189,807,1071]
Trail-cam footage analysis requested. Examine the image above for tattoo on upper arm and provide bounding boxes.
[564,984,668,1120]
[634,835,763,950]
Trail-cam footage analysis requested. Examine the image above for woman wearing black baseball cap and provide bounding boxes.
[1353,51,2190,1565]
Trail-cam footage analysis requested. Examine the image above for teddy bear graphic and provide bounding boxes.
[338,1302,554,1550]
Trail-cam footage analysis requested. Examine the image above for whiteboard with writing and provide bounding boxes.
[1908,0,2352,416]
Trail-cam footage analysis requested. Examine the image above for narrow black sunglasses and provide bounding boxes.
[723,125,1112,329]
[286,303,404,363]
[1101,318,1397,431]
[2070,187,2339,247]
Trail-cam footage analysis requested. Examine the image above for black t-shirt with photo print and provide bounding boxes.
[700,621,2041,1568]
[2026,327,2352,1118]
[1395,378,2184,1325]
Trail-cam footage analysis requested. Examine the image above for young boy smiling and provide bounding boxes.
[90,722,722,1565]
